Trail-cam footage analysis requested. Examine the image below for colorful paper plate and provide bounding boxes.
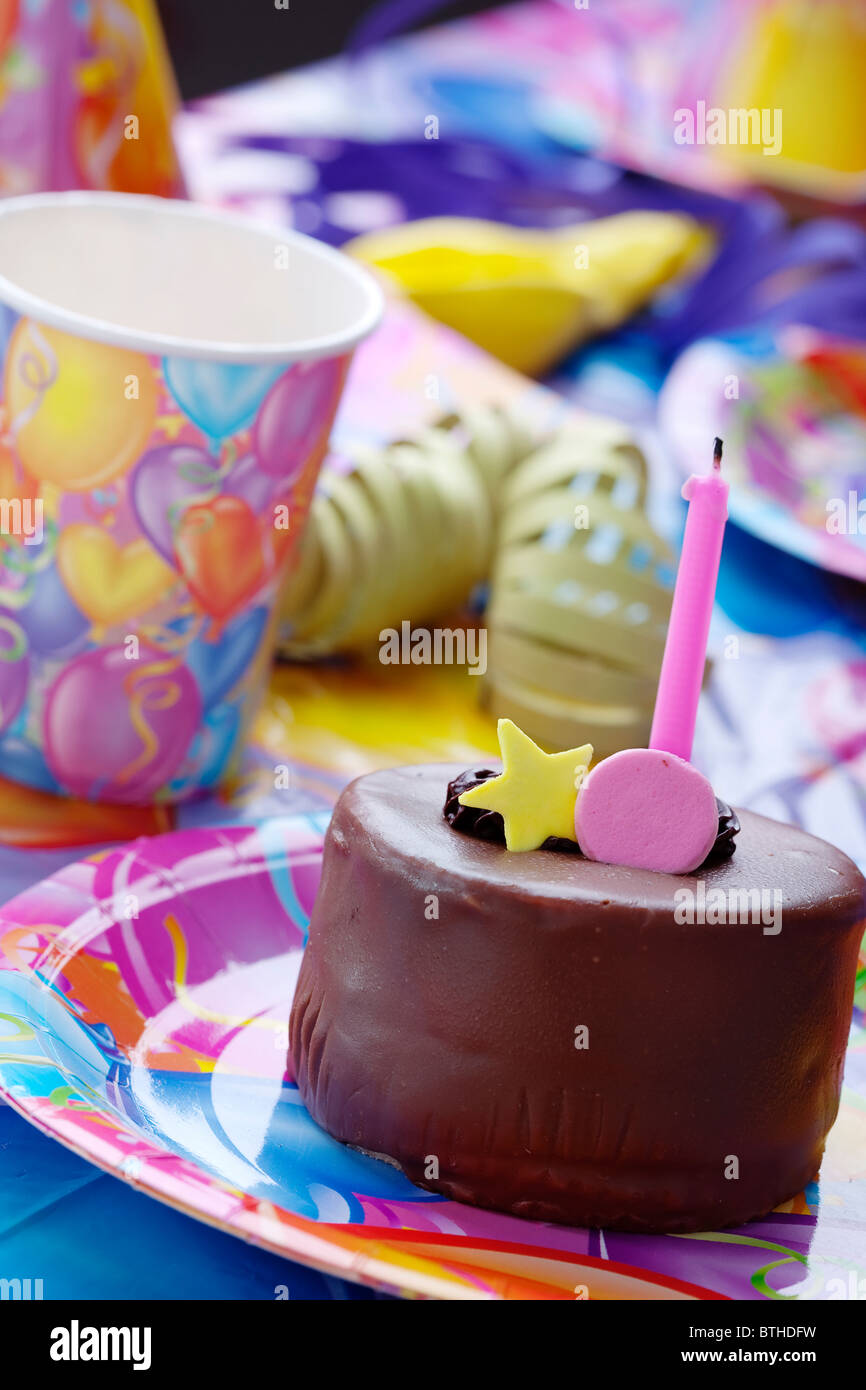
[1,817,864,1301]
[659,334,866,585]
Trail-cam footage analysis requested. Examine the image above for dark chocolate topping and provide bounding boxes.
[706,797,740,864]
[444,765,738,867]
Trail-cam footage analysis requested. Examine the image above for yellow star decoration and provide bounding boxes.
[458,719,593,852]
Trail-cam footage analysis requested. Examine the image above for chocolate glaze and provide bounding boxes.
[291,764,866,1233]
[444,764,738,865]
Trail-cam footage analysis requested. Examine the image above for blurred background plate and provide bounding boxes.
[659,332,866,583]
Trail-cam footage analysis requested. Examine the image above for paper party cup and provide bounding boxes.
[0,191,383,804]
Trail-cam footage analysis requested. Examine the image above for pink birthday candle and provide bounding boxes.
[649,438,729,762]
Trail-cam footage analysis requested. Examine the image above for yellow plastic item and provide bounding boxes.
[347,211,706,375]
[458,718,592,852]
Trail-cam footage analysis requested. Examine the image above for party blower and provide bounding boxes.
[0,192,382,804]
[574,439,728,873]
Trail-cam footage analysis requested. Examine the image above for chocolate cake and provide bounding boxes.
[290,762,865,1233]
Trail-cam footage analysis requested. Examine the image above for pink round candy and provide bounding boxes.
[575,748,719,875]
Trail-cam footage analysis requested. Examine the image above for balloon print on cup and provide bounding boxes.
[16,542,90,657]
[0,192,382,804]
[5,320,158,490]
[130,443,276,566]
[254,357,348,484]
[43,644,202,803]
[162,359,284,440]
[0,615,29,735]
